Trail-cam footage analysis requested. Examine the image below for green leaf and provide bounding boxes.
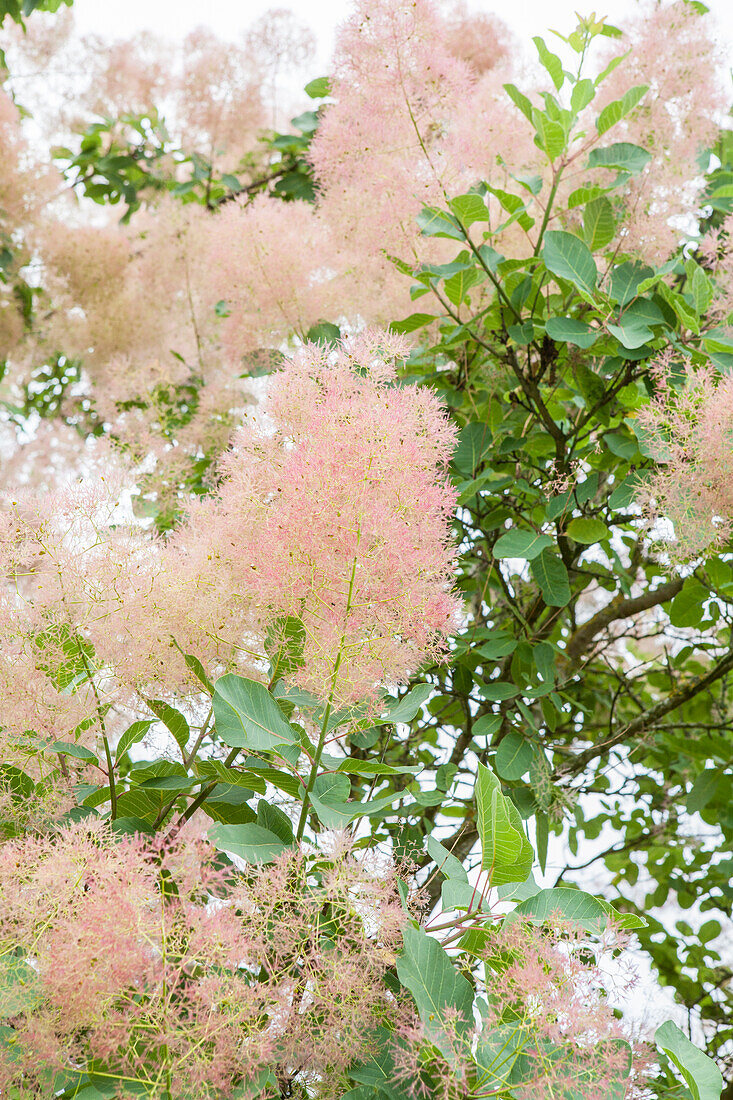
[306,321,341,346]
[115,720,153,762]
[50,742,98,762]
[396,926,474,1053]
[378,683,433,725]
[479,681,519,702]
[336,759,420,776]
[623,296,664,327]
[495,733,537,781]
[655,1021,723,1100]
[596,84,648,135]
[571,78,595,113]
[196,759,265,793]
[535,811,549,874]
[567,184,609,209]
[472,714,503,738]
[477,635,517,659]
[199,785,257,826]
[533,36,564,90]
[309,772,352,827]
[669,580,709,629]
[312,771,350,803]
[213,675,298,753]
[427,834,468,881]
[0,956,41,1015]
[256,800,294,843]
[534,115,566,160]
[608,261,654,306]
[566,517,611,544]
[608,471,645,509]
[444,267,482,306]
[511,887,646,931]
[181,652,215,694]
[137,774,198,792]
[475,763,534,886]
[607,319,653,350]
[453,422,492,476]
[690,263,714,315]
[244,765,302,798]
[221,173,242,193]
[583,196,615,250]
[348,1028,412,1100]
[390,312,436,335]
[503,82,534,124]
[588,142,651,175]
[486,185,535,232]
[0,764,34,802]
[493,529,553,560]
[508,322,534,344]
[449,193,489,225]
[657,281,700,334]
[476,1023,533,1091]
[686,769,721,814]
[542,231,597,295]
[146,699,189,754]
[530,549,571,606]
[237,1069,279,1099]
[209,822,292,864]
[416,207,465,241]
[304,76,330,99]
[545,317,599,349]
[310,787,397,827]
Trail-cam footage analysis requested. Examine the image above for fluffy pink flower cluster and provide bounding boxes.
[0,332,459,758]
[310,0,480,262]
[0,821,407,1099]
[594,0,726,264]
[172,330,461,707]
[392,916,648,1100]
[637,357,733,560]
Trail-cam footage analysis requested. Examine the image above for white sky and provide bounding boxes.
[71,0,733,71]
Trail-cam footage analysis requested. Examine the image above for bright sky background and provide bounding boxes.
[71,0,733,72]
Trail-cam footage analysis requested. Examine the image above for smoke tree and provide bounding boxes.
[0,0,731,1096]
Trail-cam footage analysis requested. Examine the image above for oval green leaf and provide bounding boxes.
[213,674,298,752]
[542,231,597,296]
[493,529,553,560]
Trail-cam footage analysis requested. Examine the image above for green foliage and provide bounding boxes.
[212,674,300,754]
[655,1021,724,1100]
[0,0,71,25]
[51,92,323,221]
[395,925,474,1050]
[475,763,534,886]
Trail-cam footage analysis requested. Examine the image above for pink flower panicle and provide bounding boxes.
[593,0,725,264]
[0,332,460,760]
[172,330,462,708]
[636,358,733,560]
[0,822,407,1098]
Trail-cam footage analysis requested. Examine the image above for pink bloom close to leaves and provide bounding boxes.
[0,822,408,1099]
[0,331,460,758]
[391,916,650,1100]
[636,356,733,560]
[594,0,725,264]
[173,329,461,708]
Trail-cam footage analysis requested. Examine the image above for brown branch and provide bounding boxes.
[563,578,684,664]
[555,647,733,779]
